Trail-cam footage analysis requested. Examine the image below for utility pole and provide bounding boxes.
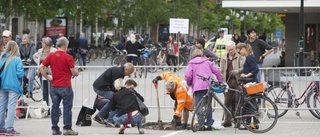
[298,0,304,74]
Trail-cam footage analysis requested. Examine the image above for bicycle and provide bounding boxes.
[23,71,42,102]
[191,74,278,133]
[105,46,126,66]
[265,78,320,119]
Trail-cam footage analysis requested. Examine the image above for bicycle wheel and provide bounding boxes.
[240,95,278,133]
[31,78,42,102]
[112,57,121,66]
[104,58,109,66]
[306,90,320,119]
[191,95,210,132]
[105,48,112,59]
[265,83,291,118]
[147,58,157,73]
[138,67,144,78]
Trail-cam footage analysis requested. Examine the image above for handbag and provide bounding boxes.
[76,105,96,126]
[131,90,149,116]
[76,99,96,126]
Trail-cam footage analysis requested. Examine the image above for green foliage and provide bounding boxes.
[0,0,285,35]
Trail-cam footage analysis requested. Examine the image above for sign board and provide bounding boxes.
[44,17,68,46]
[219,28,229,35]
[169,18,189,34]
[45,17,67,37]
[275,29,282,39]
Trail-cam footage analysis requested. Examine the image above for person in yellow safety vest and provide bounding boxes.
[213,30,227,59]
[152,71,193,129]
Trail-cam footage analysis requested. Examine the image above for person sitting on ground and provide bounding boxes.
[109,79,145,134]
[93,95,110,112]
[152,71,194,129]
[92,63,135,125]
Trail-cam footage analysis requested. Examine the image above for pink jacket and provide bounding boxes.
[185,57,222,93]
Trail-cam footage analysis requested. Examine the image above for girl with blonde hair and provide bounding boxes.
[0,40,24,136]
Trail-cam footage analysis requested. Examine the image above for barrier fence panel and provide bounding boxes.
[19,66,320,119]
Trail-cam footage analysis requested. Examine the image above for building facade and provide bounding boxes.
[222,0,320,67]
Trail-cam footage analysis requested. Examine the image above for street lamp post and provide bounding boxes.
[240,10,249,33]
[225,16,230,34]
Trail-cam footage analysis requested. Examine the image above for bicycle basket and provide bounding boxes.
[244,83,264,95]
[210,85,225,93]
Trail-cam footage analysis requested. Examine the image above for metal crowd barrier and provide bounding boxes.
[18,66,320,119]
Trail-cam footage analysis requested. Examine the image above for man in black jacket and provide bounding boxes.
[67,33,77,60]
[93,63,135,124]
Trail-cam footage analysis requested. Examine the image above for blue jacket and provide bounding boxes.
[0,53,24,95]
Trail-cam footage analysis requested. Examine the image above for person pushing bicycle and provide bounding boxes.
[152,71,193,129]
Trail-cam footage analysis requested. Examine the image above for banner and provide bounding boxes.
[45,17,67,37]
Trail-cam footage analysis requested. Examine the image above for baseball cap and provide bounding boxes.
[2,30,11,37]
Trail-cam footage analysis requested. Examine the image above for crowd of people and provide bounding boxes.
[0,27,274,135]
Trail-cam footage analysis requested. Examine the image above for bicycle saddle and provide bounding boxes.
[238,77,254,83]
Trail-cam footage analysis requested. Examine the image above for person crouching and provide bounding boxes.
[109,79,145,134]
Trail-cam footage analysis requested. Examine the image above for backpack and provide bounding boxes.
[16,99,30,119]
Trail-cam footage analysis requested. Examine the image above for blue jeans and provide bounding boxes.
[78,53,86,67]
[25,68,36,93]
[113,112,143,129]
[256,63,262,83]
[50,86,74,131]
[194,90,214,126]
[93,87,115,121]
[0,90,19,132]
[106,111,117,123]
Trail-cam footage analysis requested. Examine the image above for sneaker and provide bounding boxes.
[222,122,232,127]
[181,124,187,129]
[0,129,6,135]
[199,126,212,131]
[5,129,20,136]
[118,125,126,134]
[205,126,212,131]
[105,121,116,127]
[138,129,144,134]
[52,130,62,135]
[63,129,79,135]
[93,115,105,124]
[26,92,32,98]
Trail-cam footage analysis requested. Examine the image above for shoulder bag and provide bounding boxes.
[131,89,149,116]
[0,60,7,87]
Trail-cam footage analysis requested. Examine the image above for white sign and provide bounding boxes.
[169,18,189,34]
[219,28,229,35]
